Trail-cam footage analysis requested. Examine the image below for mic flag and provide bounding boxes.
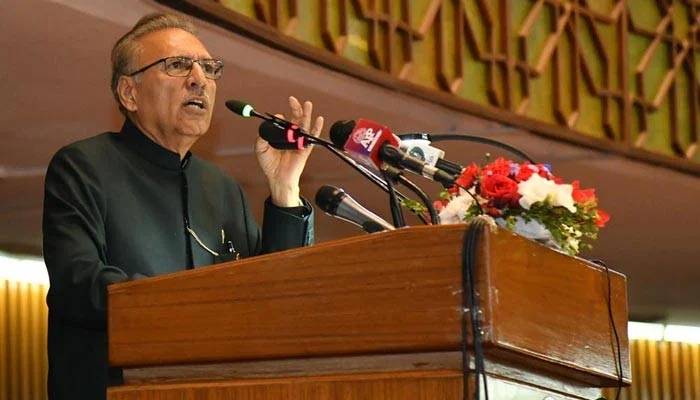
[329,119,456,186]
[338,119,400,174]
[399,136,445,166]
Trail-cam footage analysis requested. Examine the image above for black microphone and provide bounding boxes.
[315,185,395,233]
[397,133,464,176]
[332,121,464,176]
[226,99,318,150]
[225,99,261,119]
[258,120,309,150]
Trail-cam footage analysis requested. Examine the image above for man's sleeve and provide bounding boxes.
[260,197,314,253]
[43,147,131,324]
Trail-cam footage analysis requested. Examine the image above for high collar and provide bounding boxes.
[119,118,192,170]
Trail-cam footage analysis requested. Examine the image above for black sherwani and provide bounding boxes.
[42,119,314,400]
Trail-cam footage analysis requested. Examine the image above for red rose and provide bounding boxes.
[455,163,480,189]
[515,163,536,181]
[482,157,512,177]
[595,209,610,227]
[572,180,597,204]
[480,174,520,207]
[537,164,553,178]
[433,199,447,212]
[485,206,502,217]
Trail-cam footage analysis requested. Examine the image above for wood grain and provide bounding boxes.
[109,369,600,400]
[109,225,630,388]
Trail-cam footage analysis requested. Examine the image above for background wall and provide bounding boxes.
[1,0,700,399]
[1,0,698,325]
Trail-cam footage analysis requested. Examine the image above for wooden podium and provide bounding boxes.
[107,225,630,399]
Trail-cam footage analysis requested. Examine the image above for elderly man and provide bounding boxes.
[42,13,323,400]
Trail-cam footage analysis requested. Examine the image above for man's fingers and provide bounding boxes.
[310,116,324,138]
[301,101,313,130]
[288,96,303,120]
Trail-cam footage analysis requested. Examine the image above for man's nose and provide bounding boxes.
[187,62,207,89]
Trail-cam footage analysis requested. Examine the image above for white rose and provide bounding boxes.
[517,174,576,213]
[438,195,474,224]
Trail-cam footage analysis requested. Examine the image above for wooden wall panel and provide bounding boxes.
[602,339,700,400]
[0,280,48,400]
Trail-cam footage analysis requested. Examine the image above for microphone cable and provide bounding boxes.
[382,169,406,228]
[423,134,535,164]
[461,218,489,400]
[590,259,624,400]
[393,173,439,224]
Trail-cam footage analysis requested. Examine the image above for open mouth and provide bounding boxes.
[184,99,206,110]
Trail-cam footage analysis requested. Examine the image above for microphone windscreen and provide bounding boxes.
[329,120,356,148]
[314,185,344,214]
[258,121,301,150]
[225,99,253,117]
[315,184,396,232]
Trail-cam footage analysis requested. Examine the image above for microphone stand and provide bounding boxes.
[226,101,436,225]
[382,169,406,228]
[310,140,432,225]
[395,174,440,225]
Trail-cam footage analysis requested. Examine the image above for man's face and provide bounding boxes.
[130,28,217,143]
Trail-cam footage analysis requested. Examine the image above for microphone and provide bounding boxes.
[226,99,313,150]
[258,120,309,150]
[329,120,457,187]
[398,133,464,176]
[398,133,445,166]
[315,185,395,233]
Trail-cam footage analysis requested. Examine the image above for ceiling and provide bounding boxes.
[2,0,699,324]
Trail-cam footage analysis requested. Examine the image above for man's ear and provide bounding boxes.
[117,75,138,112]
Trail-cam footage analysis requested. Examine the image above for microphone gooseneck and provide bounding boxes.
[226,102,427,223]
[226,99,332,150]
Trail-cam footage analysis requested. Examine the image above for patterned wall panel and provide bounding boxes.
[180,0,700,171]
[627,1,700,158]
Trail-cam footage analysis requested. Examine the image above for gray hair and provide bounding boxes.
[110,13,198,115]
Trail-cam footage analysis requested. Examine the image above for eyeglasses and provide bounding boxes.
[128,56,224,80]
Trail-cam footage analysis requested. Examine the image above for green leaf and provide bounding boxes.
[401,198,427,216]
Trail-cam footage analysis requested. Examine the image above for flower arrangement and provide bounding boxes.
[416,157,609,255]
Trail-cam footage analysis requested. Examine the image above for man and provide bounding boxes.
[42,13,323,400]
